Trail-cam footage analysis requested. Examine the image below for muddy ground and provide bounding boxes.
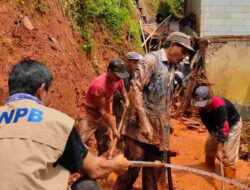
[99,119,250,190]
[0,1,249,190]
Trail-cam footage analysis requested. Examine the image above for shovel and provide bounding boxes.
[220,160,226,190]
[108,108,128,159]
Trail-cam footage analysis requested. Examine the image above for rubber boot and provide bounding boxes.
[205,155,215,167]
[224,166,237,179]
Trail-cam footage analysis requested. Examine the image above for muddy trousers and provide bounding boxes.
[205,119,242,178]
[114,137,167,190]
[76,113,111,156]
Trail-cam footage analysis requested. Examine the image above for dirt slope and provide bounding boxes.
[0,0,129,117]
[1,1,249,190]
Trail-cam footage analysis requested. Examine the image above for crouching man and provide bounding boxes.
[193,86,242,178]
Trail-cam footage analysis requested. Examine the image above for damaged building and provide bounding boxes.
[185,0,250,120]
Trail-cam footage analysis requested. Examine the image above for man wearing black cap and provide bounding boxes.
[76,59,129,156]
[114,32,194,190]
[113,52,143,122]
[193,86,242,179]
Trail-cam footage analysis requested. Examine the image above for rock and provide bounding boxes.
[22,16,34,30]
[48,35,63,51]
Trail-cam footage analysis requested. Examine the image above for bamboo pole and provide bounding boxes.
[141,15,171,47]
[139,19,148,53]
[132,2,148,53]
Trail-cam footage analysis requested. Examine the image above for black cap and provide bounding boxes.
[108,59,129,79]
[194,86,211,107]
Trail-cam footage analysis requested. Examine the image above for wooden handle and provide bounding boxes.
[108,109,128,159]
[220,161,226,190]
[108,138,118,159]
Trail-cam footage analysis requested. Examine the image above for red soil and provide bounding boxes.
[0,0,129,118]
[104,119,250,190]
[0,1,249,190]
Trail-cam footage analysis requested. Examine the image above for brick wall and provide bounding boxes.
[200,0,250,36]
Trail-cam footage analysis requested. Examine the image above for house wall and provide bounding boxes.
[185,1,250,119]
[205,41,250,120]
[185,0,201,34]
[200,0,250,37]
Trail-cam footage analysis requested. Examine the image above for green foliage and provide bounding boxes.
[61,0,141,53]
[35,0,48,13]
[18,0,48,13]
[156,0,184,18]
[166,0,184,15]
[148,0,161,13]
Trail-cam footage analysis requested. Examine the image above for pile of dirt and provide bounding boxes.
[0,0,94,117]
[0,0,130,118]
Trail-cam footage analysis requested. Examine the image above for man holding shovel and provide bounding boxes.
[76,59,129,156]
[193,86,242,179]
[114,32,194,190]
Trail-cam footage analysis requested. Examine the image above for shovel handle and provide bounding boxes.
[108,109,128,159]
[220,160,226,190]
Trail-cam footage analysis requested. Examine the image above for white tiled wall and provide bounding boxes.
[187,0,250,36]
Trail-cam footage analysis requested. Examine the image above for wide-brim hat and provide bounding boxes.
[167,32,195,52]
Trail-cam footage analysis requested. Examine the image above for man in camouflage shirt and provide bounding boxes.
[114,32,194,190]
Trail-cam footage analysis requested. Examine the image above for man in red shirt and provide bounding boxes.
[76,59,129,155]
[113,52,143,121]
